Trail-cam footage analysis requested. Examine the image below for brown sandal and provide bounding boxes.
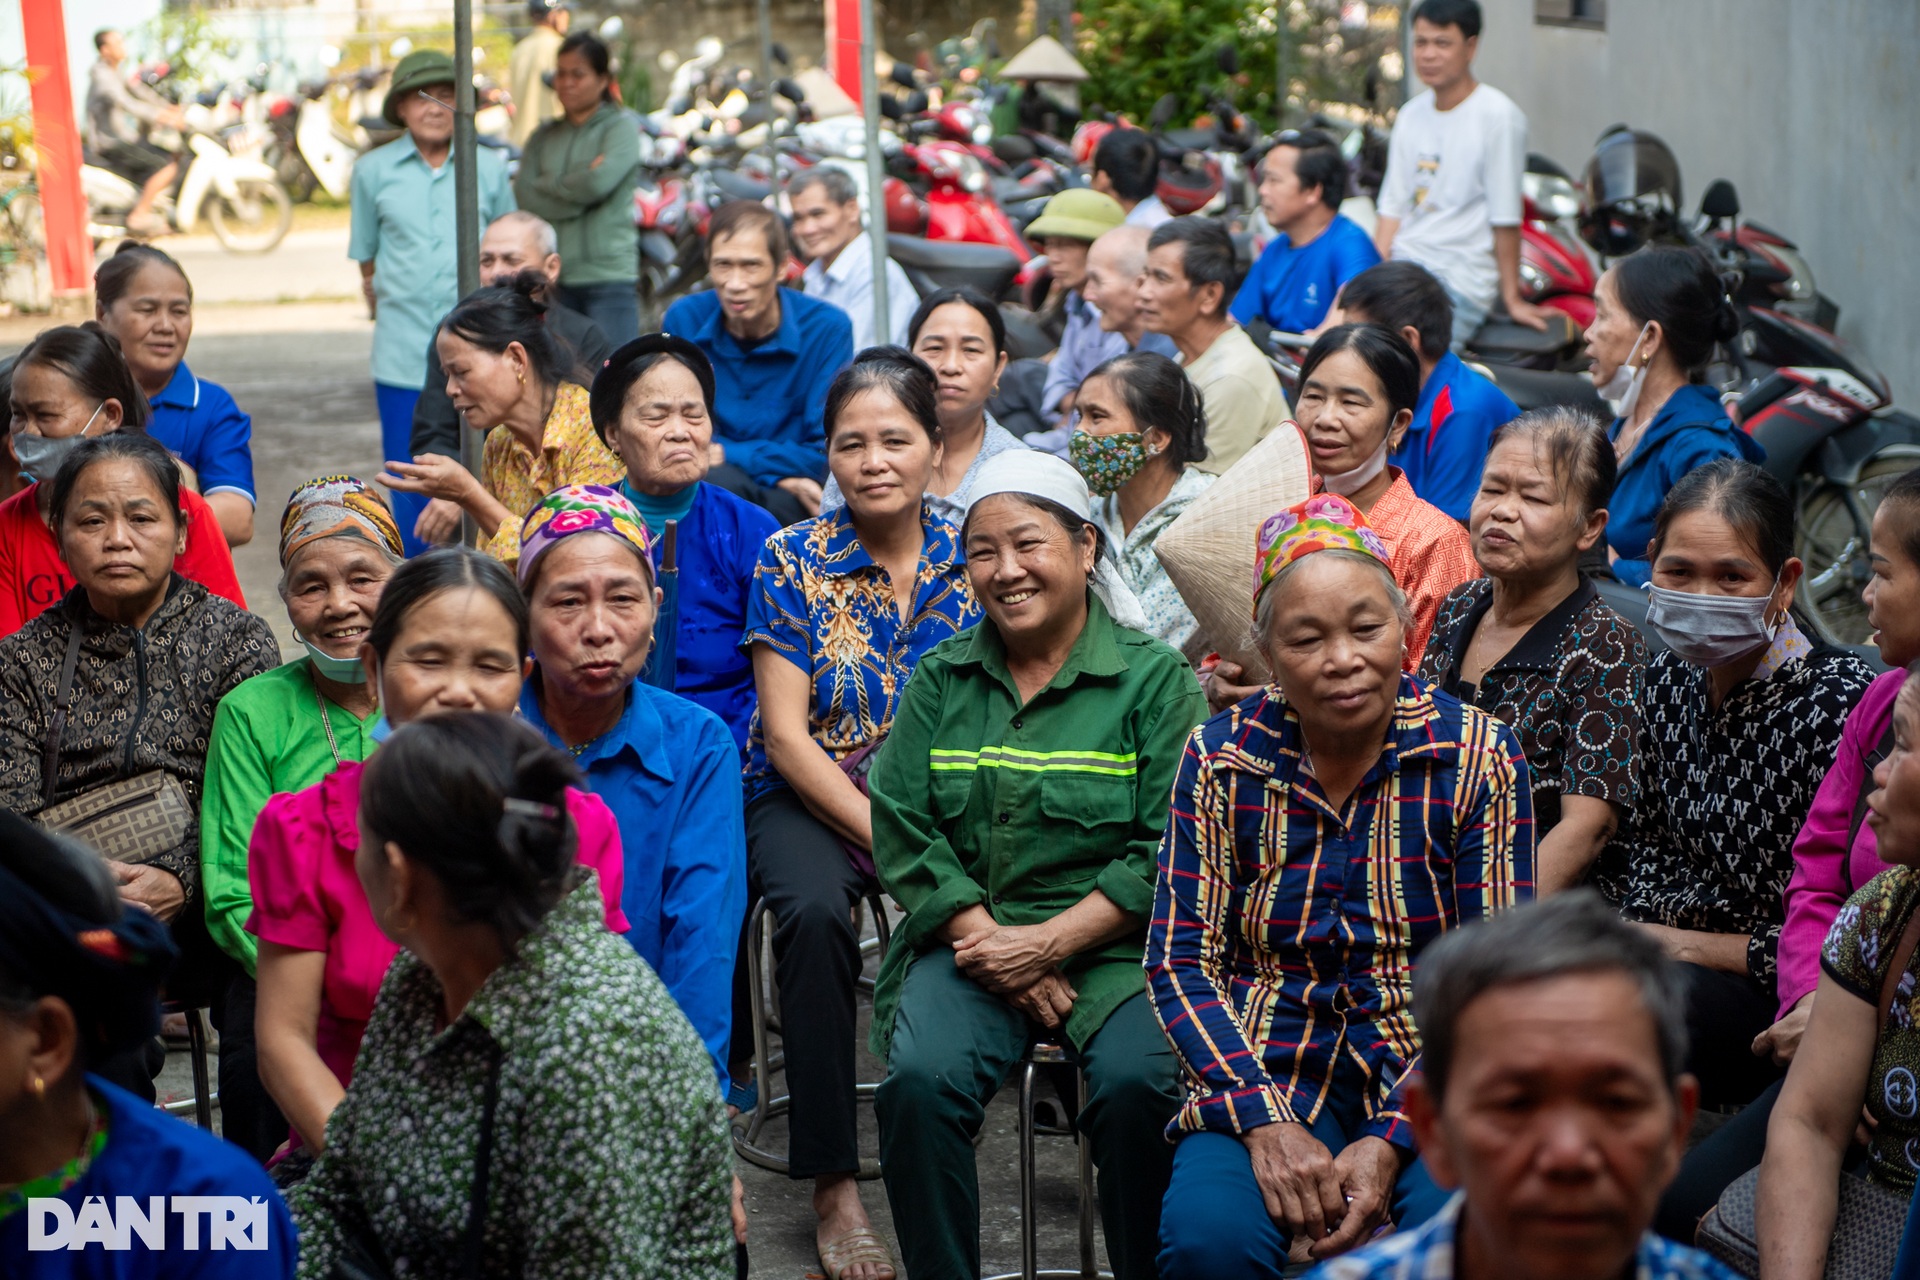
[819,1224,897,1280]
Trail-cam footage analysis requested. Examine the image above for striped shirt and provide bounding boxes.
[868,594,1209,1056]
[1147,675,1534,1147]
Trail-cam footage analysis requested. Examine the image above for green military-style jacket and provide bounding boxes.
[868,593,1208,1055]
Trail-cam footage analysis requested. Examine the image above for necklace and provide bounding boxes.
[0,1095,106,1223]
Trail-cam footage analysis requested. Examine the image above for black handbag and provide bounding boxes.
[331,1055,502,1280]
[1696,906,1920,1277]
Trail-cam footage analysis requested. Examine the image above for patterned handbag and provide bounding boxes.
[1695,905,1920,1277]
[33,622,192,864]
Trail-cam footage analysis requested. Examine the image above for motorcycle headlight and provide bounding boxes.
[972,121,993,146]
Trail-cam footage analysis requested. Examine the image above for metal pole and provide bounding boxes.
[1274,7,1289,127]
[858,0,890,349]
[757,0,777,178]
[454,0,482,545]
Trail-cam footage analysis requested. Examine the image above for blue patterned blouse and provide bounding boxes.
[740,502,980,805]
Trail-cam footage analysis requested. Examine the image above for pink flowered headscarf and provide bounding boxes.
[1252,492,1393,617]
[517,484,654,586]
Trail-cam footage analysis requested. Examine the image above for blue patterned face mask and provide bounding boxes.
[1644,580,1780,667]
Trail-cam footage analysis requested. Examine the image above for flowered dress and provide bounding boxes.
[1822,865,1920,1192]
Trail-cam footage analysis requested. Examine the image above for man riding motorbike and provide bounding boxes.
[86,29,185,237]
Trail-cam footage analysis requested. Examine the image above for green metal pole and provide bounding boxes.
[454,0,481,545]
[859,0,889,347]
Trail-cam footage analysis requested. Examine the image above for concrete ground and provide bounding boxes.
[11,229,1107,1278]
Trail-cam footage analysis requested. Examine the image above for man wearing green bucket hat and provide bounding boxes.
[1032,189,1176,428]
[350,48,517,554]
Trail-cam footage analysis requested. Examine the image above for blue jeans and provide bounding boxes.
[374,382,429,556]
[1157,1062,1450,1279]
[555,280,640,346]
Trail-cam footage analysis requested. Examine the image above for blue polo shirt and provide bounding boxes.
[663,287,853,486]
[518,678,746,1089]
[1391,351,1521,523]
[1230,214,1380,333]
[146,361,256,504]
[1,1076,295,1277]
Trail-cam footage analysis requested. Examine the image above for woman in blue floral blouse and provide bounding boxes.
[738,347,979,1280]
[290,713,732,1280]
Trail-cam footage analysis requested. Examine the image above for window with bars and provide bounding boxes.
[1536,0,1606,28]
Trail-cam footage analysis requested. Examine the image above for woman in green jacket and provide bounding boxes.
[513,32,640,343]
[868,450,1208,1280]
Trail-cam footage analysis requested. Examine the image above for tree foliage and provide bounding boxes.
[1073,0,1403,128]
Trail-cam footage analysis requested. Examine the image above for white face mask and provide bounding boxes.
[1321,439,1391,497]
[1596,323,1653,421]
[1643,578,1782,668]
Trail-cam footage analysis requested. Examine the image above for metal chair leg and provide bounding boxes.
[986,1053,1115,1280]
[185,1007,214,1130]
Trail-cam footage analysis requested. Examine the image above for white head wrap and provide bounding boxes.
[963,451,1152,632]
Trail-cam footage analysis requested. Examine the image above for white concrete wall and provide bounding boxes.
[1469,0,1920,410]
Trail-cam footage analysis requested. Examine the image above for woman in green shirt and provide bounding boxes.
[869,450,1207,1280]
[513,32,641,344]
[198,475,401,1159]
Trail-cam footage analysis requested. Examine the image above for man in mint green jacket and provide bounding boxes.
[514,31,641,342]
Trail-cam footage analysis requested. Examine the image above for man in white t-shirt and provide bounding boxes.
[1375,0,1550,348]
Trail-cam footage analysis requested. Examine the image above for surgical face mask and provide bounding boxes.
[298,635,367,683]
[1069,430,1156,497]
[1596,323,1653,421]
[11,401,106,483]
[1644,581,1781,667]
[1321,439,1391,497]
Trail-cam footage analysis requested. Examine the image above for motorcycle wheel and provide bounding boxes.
[1795,451,1920,644]
[207,179,294,254]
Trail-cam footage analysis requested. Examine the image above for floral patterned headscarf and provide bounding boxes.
[517,484,655,586]
[278,475,404,568]
[1252,492,1393,617]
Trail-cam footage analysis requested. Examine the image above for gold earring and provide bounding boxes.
[516,368,526,386]
[31,1075,45,1100]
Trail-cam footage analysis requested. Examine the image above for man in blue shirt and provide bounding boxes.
[1308,894,1737,1280]
[1232,130,1380,335]
[1335,260,1518,522]
[664,201,854,526]
[350,49,516,553]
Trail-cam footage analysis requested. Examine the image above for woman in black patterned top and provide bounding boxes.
[1595,460,1874,1108]
[1421,407,1647,894]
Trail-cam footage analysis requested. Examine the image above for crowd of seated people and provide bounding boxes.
[15,134,1920,1280]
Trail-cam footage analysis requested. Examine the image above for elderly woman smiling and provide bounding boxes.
[868,451,1206,1280]
[590,335,779,749]
[1147,494,1534,1279]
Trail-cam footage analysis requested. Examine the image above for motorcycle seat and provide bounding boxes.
[711,169,773,202]
[1470,312,1581,357]
[887,234,1022,299]
[1163,127,1218,152]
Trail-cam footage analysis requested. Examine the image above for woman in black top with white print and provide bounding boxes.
[1594,459,1874,1108]
[1421,406,1647,895]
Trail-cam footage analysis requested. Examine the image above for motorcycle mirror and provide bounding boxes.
[906,89,930,114]
[880,95,905,121]
[1700,179,1740,221]
[891,63,919,88]
[1149,93,1178,130]
[771,42,792,66]
[598,16,625,41]
[775,78,806,104]
[1217,45,1240,75]
[985,35,1002,59]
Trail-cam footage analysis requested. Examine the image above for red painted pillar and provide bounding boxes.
[828,0,864,105]
[22,0,91,298]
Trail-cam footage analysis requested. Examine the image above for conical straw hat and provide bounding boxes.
[999,35,1090,83]
[1153,421,1311,681]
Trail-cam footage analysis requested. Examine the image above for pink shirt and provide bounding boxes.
[1777,668,1902,1017]
[245,759,629,1087]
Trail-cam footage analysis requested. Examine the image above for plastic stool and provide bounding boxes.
[984,1042,1114,1280]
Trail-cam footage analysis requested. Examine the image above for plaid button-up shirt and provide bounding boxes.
[1146,676,1534,1150]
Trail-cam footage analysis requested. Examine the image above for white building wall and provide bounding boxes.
[1470,0,1920,409]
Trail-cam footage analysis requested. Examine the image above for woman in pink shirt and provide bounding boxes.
[1654,466,1920,1242]
[249,546,628,1156]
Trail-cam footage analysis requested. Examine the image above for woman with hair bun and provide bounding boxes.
[290,713,732,1279]
[0,812,295,1277]
[379,272,622,565]
[1069,349,1216,658]
[1583,244,1762,586]
[0,323,243,636]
